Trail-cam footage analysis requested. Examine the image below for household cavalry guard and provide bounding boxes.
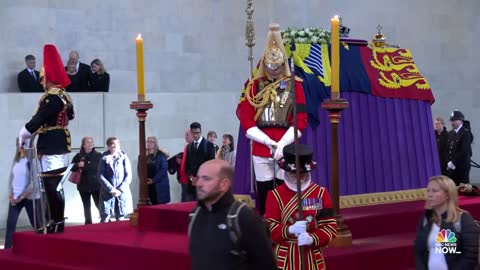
[19,44,75,233]
[236,23,308,215]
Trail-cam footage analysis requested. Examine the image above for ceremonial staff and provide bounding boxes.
[290,42,306,270]
[245,0,256,194]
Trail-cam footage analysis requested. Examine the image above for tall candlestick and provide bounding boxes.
[136,34,145,100]
[331,15,340,96]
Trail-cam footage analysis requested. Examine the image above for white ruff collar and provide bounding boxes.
[284,173,311,192]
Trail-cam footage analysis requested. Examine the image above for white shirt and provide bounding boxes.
[194,137,203,147]
[428,223,448,270]
[27,68,36,79]
[11,157,31,200]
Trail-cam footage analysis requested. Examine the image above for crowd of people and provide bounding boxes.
[17,50,109,93]
[4,22,480,270]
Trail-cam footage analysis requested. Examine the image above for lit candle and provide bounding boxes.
[331,15,340,95]
[136,34,145,100]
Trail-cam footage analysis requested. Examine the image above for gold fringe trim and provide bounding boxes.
[235,188,427,210]
[340,188,427,208]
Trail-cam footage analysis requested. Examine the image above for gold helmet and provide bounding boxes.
[256,23,290,79]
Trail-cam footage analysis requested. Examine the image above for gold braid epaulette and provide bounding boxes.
[245,75,293,121]
[35,87,71,113]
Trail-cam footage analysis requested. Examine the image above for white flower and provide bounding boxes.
[281,27,330,45]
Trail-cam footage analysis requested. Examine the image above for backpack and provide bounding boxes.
[188,200,247,257]
[452,213,480,266]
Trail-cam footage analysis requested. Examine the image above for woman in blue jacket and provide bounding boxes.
[145,136,170,204]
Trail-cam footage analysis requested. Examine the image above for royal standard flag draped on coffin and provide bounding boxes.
[359,46,435,103]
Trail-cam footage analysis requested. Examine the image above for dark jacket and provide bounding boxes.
[71,149,102,192]
[25,89,74,155]
[448,126,473,170]
[89,72,110,92]
[65,62,91,92]
[17,69,43,92]
[143,150,170,204]
[189,192,276,270]
[414,210,479,270]
[185,137,216,177]
[66,73,82,93]
[436,127,449,175]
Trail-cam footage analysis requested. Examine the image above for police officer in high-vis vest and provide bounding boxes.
[19,44,75,233]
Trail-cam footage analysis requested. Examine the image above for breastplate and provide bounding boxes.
[256,79,293,129]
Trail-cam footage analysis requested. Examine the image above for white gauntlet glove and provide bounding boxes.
[246,127,277,149]
[447,161,456,170]
[298,232,314,246]
[18,125,32,147]
[274,127,302,160]
[288,220,307,236]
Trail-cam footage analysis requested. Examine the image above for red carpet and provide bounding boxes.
[1,196,480,270]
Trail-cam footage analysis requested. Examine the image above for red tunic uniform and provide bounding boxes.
[236,76,308,158]
[265,183,337,270]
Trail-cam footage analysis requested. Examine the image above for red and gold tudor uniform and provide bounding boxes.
[265,183,337,270]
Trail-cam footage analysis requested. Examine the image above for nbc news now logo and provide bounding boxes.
[435,229,461,254]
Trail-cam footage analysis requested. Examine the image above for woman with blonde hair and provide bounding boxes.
[4,138,37,248]
[90,58,109,92]
[144,136,170,204]
[414,175,479,269]
[70,136,102,224]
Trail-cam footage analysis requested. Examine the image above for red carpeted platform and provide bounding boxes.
[1,196,480,270]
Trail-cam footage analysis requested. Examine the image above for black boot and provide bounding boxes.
[256,180,274,216]
[43,176,66,233]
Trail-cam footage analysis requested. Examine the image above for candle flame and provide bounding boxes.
[137,33,142,39]
[333,15,339,20]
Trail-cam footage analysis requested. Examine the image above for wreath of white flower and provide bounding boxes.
[281,27,331,45]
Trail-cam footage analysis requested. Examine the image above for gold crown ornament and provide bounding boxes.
[372,25,386,47]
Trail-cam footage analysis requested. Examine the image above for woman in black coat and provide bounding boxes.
[90,58,110,92]
[414,175,479,269]
[71,137,102,224]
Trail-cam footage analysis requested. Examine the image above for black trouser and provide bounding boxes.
[181,181,197,202]
[448,165,471,185]
[43,176,65,231]
[148,184,158,205]
[256,179,284,216]
[79,191,100,224]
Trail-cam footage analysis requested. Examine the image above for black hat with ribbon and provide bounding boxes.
[278,143,316,172]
